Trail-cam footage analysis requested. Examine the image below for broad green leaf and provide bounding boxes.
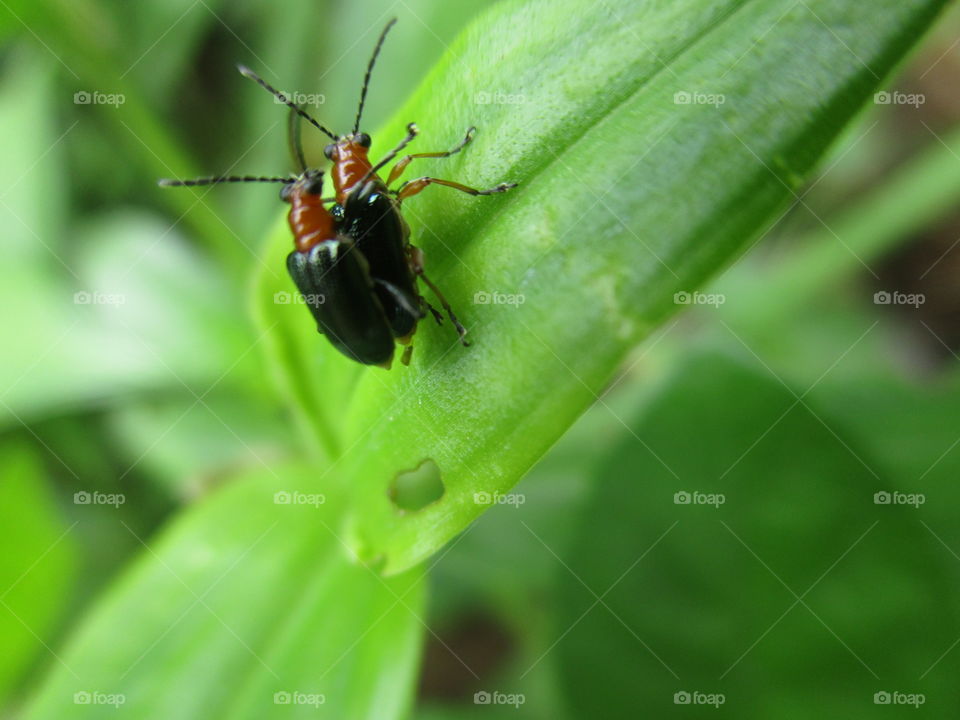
[252,0,949,573]
[2,211,255,427]
[23,466,425,720]
[0,442,75,703]
[554,354,959,718]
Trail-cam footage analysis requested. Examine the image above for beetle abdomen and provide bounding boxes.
[286,239,396,366]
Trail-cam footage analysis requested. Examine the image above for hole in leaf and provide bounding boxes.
[389,458,444,511]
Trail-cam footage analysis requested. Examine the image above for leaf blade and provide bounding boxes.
[255,0,950,573]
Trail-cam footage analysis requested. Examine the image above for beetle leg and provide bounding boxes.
[395,176,516,202]
[386,126,476,187]
[422,299,444,326]
[407,246,470,346]
[359,123,419,186]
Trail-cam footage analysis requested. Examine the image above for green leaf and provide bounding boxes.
[0,442,75,703]
[553,354,959,718]
[721,119,960,331]
[1,211,256,427]
[23,466,425,719]
[253,0,949,573]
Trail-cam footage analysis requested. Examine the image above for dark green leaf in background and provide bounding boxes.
[555,355,960,718]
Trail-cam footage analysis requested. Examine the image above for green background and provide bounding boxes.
[2,0,960,717]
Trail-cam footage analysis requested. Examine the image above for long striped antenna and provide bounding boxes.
[157,175,295,188]
[288,105,307,173]
[353,18,397,135]
[237,65,338,141]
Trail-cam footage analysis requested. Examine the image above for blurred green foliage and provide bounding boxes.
[2,0,960,718]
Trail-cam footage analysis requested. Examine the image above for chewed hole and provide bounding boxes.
[389,458,445,512]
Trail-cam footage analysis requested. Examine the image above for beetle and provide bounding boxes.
[238,18,517,353]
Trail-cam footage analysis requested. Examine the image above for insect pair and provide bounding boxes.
[159,19,516,368]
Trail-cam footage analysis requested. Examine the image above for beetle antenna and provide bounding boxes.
[158,175,296,187]
[353,18,397,135]
[237,65,338,141]
[288,105,308,173]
